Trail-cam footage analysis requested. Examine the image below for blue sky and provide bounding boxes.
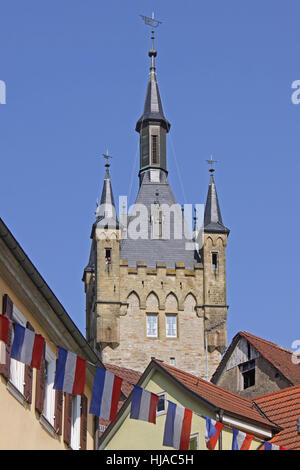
[1,0,300,350]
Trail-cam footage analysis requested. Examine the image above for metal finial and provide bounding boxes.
[140,13,162,70]
[206,156,218,173]
[102,149,112,168]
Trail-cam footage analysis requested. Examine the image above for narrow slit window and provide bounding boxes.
[105,248,111,265]
[158,210,163,239]
[212,252,218,270]
[152,135,158,164]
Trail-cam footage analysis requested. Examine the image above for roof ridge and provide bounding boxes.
[241,331,293,354]
[157,360,255,404]
[104,363,142,375]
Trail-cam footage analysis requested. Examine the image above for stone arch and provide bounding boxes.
[110,232,117,240]
[146,291,159,311]
[205,236,214,248]
[98,232,108,240]
[216,236,225,248]
[126,291,140,318]
[184,293,197,315]
[165,292,179,312]
[127,291,140,307]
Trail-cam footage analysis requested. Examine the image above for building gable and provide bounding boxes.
[211,332,295,397]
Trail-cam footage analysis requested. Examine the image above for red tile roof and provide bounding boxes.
[254,385,300,450]
[212,331,300,385]
[98,364,142,433]
[155,360,277,430]
[105,363,142,398]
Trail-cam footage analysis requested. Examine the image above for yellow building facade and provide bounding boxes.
[0,217,104,450]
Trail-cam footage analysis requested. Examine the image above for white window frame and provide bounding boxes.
[166,314,177,338]
[146,314,158,338]
[71,395,81,450]
[156,391,167,416]
[189,433,199,450]
[169,357,175,366]
[10,306,26,394]
[43,345,56,427]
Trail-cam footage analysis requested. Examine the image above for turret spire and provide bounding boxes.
[136,14,170,133]
[204,160,229,234]
[136,14,170,177]
[95,152,118,229]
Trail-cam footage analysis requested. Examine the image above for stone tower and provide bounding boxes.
[83,35,230,379]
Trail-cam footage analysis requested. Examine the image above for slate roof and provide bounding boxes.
[120,169,201,269]
[95,164,119,229]
[211,331,300,386]
[204,170,229,234]
[254,385,300,450]
[135,67,170,132]
[83,164,118,277]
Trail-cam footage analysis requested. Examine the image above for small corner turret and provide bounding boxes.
[83,155,121,356]
[202,161,229,358]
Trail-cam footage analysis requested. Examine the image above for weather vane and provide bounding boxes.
[206,156,218,173]
[102,149,112,167]
[140,12,162,29]
[140,12,162,69]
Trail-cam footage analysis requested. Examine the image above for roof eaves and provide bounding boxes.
[157,362,278,431]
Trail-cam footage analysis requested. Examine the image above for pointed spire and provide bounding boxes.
[95,153,119,229]
[204,165,229,234]
[135,21,170,133]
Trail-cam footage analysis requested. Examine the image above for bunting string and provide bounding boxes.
[0,316,286,451]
